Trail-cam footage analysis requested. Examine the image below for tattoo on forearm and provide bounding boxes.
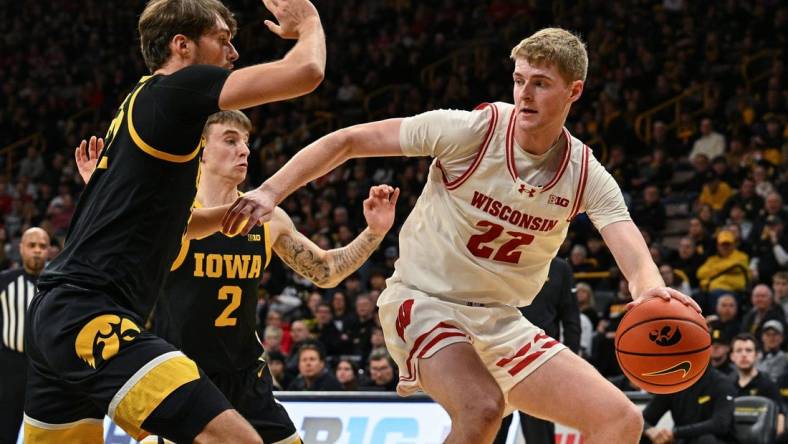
[276,234,331,284]
[329,230,384,280]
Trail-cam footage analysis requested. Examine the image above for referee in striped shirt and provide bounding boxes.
[0,227,49,442]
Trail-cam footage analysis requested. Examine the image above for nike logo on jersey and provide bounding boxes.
[470,191,559,232]
[642,361,692,378]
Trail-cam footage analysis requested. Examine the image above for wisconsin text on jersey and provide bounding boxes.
[470,190,560,232]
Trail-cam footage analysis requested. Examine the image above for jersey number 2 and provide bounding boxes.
[466,221,535,264]
[215,285,242,327]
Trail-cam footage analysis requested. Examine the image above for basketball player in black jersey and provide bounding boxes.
[23,0,325,442]
[76,110,399,444]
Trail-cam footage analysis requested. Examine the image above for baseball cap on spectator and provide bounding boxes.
[716,230,735,245]
[762,320,783,335]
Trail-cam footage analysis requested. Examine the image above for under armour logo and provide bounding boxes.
[518,185,536,197]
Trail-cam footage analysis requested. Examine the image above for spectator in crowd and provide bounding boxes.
[359,350,397,391]
[285,320,313,378]
[287,344,342,391]
[642,366,737,444]
[741,285,787,340]
[689,117,726,162]
[631,185,667,234]
[698,171,733,214]
[697,230,750,305]
[335,358,361,391]
[750,215,788,285]
[722,178,763,221]
[728,333,785,435]
[576,282,600,330]
[315,303,351,359]
[707,294,741,345]
[593,279,633,377]
[670,237,706,290]
[265,351,289,390]
[348,293,376,362]
[774,272,788,315]
[757,320,787,383]
[660,264,692,296]
[263,326,284,355]
[330,291,354,331]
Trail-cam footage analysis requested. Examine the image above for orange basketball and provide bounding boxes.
[615,297,711,394]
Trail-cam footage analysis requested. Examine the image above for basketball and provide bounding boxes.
[615,297,711,394]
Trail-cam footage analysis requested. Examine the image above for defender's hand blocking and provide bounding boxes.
[262,0,320,39]
[75,136,103,184]
[627,286,701,313]
[222,187,276,236]
[363,185,400,236]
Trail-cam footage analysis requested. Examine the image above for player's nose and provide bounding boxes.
[228,43,239,62]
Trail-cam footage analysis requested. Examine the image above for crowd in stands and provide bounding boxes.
[1,0,787,422]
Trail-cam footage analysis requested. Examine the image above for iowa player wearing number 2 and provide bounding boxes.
[224,28,702,444]
[24,0,325,443]
[77,110,399,444]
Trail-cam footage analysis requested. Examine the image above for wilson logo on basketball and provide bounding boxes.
[648,325,682,347]
[74,314,141,368]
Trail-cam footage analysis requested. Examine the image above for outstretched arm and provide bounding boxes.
[218,0,325,110]
[222,118,403,235]
[601,220,700,312]
[270,185,399,288]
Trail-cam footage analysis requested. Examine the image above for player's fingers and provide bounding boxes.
[221,199,245,231]
[97,138,105,152]
[263,20,282,36]
[390,187,401,204]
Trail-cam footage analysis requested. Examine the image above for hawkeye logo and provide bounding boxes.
[75,315,141,368]
[642,361,692,379]
[648,325,682,347]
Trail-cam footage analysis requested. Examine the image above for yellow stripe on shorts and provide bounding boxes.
[23,415,103,444]
[110,351,199,440]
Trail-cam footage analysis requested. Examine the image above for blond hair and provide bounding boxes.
[203,110,252,136]
[510,28,588,83]
[139,0,237,72]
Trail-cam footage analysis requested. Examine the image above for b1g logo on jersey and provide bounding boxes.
[75,314,141,368]
[548,194,569,208]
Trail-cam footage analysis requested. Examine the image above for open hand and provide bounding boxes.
[262,0,320,39]
[75,136,103,184]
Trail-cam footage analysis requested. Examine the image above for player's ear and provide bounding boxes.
[170,34,192,59]
[568,80,584,103]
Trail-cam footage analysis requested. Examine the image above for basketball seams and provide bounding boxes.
[615,345,711,356]
[615,316,710,351]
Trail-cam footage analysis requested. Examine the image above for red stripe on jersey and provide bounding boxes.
[567,145,590,221]
[443,104,498,190]
[541,128,572,192]
[395,299,415,342]
[508,338,559,376]
[400,322,466,382]
[505,108,518,180]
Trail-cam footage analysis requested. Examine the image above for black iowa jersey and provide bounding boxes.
[38,65,230,317]
[154,216,271,374]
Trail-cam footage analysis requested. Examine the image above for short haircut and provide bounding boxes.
[298,343,325,361]
[369,349,392,364]
[139,0,237,72]
[731,332,758,351]
[510,28,588,82]
[203,110,252,136]
[774,271,788,283]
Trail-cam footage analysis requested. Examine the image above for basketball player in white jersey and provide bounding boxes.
[223,28,701,443]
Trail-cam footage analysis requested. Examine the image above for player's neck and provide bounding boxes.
[737,367,757,384]
[514,126,564,156]
[197,177,239,207]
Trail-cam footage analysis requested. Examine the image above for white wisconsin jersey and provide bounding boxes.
[386,102,629,307]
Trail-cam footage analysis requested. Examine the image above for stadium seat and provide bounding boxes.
[733,396,777,444]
